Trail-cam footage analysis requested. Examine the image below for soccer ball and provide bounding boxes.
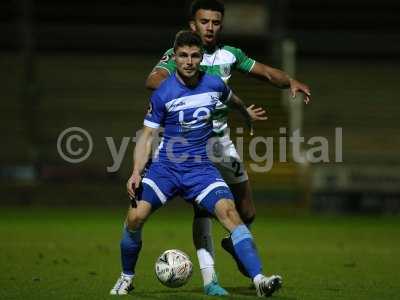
[154,249,193,288]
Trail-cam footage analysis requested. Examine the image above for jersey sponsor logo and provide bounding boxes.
[178,107,211,131]
[169,100,186,110]
[165,92,220,112]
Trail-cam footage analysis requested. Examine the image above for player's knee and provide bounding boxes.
[126,211,147,231]
[126,201,152,230]
[215,199,241,224]
[126,216,140,231]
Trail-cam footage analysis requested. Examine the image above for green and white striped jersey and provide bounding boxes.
[155,45,256,133]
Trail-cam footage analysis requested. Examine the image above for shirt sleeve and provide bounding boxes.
[227,46,256,73]
[144,92,165,129]
[154,48,176,75]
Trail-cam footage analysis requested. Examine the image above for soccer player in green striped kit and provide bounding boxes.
[146,0,311,296]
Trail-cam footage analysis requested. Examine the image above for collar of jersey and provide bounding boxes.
[173,71,206,89]
[204,43,223,55]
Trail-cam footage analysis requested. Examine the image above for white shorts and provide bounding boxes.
[211,133,249,185]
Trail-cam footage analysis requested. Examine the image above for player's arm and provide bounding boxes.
[249,62,311,104]
[127,125,157,198]
[133,126,156,174]
[231,46,311,103]
[227,93,267,136]
[145,68,169,90]
[145,49,176,90]
[127,90,165,198]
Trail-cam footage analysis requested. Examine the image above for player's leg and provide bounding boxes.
[184,164,231,295]
[216,154,255,225]
[120,202,152,274]
[213,139,256,226]
[202,194,282,297]
[110,201,153,295]
[185,164,281,297]
[111,163,174,295]
[214,199,260,274]
[200,192,262,278]
[192,204,228,296]
[220,180,255,277]
[229,180,256,226]
[215,144,256,276]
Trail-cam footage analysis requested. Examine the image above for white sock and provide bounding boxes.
[121,272,134,279]
[253,274,264,285]
[197,248,216,286]
[193,217,217,286]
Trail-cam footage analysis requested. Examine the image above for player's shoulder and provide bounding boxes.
[152,74,179,101]
[202,73,226,90]
[155,47,175,74]
[203,72,224,83]
[220,45,245,57]
[219,44,255,72]
[160,47,174,62]
[163,47,174,55]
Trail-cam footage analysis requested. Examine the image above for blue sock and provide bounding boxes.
[231,224,262,279]
[120,226,142,276]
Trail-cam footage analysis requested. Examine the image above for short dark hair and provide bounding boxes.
[173,30,203,52]
[189,0,225,20]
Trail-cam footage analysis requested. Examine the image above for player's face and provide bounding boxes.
[190,9,223,47]
[174,46,203,79]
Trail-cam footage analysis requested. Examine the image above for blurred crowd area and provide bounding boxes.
[1,0,400,212]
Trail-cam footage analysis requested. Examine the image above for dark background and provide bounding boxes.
[2,0,400,55]
[1,0,400,212]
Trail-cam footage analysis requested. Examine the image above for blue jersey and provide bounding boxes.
[144,72,232,163]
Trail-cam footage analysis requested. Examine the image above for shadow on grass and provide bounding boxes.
[226,286,295,300]
[132,286,295,300]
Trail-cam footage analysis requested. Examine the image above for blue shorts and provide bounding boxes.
[138,161,233,214]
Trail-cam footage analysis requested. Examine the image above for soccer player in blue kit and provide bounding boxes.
[146,1,311,295]
[110,30,282,297]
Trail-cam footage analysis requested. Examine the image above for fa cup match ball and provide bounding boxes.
[155,249,193,288]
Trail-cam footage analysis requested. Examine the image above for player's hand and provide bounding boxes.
[246,105,268,136]
[289,79,311,104]
[247,105,268,121]
[127,171,141,199]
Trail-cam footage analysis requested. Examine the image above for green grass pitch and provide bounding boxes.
[1,205,399,300]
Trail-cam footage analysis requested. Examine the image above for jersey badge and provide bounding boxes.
[220,63,231,77]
